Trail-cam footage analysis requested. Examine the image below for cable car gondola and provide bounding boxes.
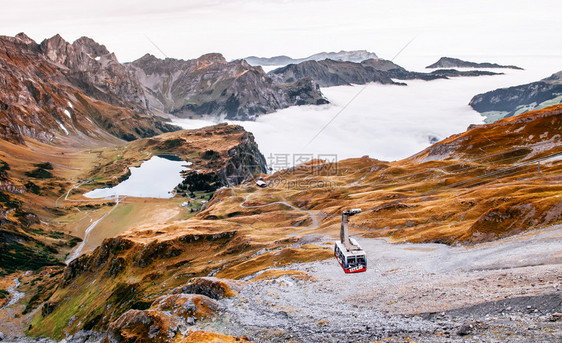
[334,209,366,273]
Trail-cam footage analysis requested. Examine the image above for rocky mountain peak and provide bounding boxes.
[40,34,72,64]
[361,58,405,72]
[543,70,562,84]
[231,58,252,68]
[136,53,158,63]
[14,32,36,45]
[196,53,227,65]
[72,36,110,57]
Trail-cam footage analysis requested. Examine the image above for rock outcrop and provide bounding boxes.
[244,49,379,66]
[129,53,327,120]
[469,71,562,122]
[40,35,149,112]
[171,277,244,299]
[426,57,523,70]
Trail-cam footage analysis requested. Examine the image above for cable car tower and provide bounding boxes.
[334,209,367,273]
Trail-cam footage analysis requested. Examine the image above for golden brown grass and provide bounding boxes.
[20,105,562,339]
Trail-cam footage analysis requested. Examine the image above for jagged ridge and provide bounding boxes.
[129,53,327,120]
[0,33,178,144]
[243,49,379,66]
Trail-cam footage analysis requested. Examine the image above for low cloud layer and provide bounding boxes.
[175,55,559,168]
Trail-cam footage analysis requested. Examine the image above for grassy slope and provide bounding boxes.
[12,105,562,338]
[0,123,262,338]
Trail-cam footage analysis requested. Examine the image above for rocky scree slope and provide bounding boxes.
[470,70,562,122]
[0,33,178,144]
[129,53,327,120]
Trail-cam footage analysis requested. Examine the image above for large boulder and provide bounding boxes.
[150,293,218,322]
[105,309,181,343]
[171,277,244,300]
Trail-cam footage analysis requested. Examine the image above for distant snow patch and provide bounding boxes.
[545,155,562,163]
[67,101,74,109]
[63,109,71,118]
[58,122,69,135]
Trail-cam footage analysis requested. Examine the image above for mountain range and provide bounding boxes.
[269,58,502,87]
[0,33,177,144]
[0,33,327,145]
[128,53,327,120]
[0,32,560,343]
[243,50,379,66]
[426,57,523,70]
[470,70,562,122]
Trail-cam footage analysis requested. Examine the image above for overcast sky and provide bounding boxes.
[3,0,562,63]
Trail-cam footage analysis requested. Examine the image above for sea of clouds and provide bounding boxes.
[173,55,560,168]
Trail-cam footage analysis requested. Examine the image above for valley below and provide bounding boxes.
[0,32,560,342]
[0,103,560,342]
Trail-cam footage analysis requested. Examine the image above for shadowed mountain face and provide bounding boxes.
[426,57,523,70]
[469,71,562,122]
[269,59,400,87]
[269,58,502,87]
[129,54,327,120]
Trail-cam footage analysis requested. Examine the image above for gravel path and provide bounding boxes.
[208,224,562,342]
[65,196,122,264]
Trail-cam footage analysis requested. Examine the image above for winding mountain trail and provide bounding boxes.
[65,196,122,264]
[239,192,320,233]
[55,179,97,207]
